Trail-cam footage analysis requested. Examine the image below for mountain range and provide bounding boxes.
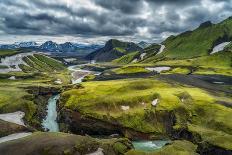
[0,41,103,56]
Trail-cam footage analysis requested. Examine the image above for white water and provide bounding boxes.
[211,42,230,54]
[157,44,165,55]
[42,95,60,132]
[0,111,25,126]
[146,67,171,73]
[132,140,170,152]
[0,132,32,144]
[0,52,34,73]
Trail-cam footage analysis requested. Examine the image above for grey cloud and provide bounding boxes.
[0,0,231,43]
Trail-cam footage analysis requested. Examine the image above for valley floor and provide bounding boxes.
[0,51,231,155]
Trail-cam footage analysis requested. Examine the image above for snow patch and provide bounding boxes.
[0,52,34,73]
[157,44,165,55]
[151,99,158,106]
[213,81,224,84]
[0,132,32,144]
[8,76,16,80]
[132,58,138,63]
[0,111,25,126]
[54,79,62,84]
[64,58,76,62]
[140,53,147,60]
[121,106,130,111]
[211,42,230,54]
[146,67,170,73]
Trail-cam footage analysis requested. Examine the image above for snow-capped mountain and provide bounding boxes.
[0,41,38,49]
[0,41,103,56]
[40,41,61,52]
[17,41,38,48]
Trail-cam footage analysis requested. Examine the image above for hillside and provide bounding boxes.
[164,17,232,59]
[142,17,232,61]
[86,39,143,62]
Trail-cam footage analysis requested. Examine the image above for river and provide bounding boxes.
[42,64,98,132]
[42,94,60,132]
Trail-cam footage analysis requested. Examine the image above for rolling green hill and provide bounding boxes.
[162,17,232,59]
[20,54,66,72]
[141,17,232,62]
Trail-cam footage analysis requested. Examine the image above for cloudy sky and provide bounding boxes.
[0,0,231,44]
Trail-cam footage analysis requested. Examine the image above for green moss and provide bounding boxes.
[166,67,191,74]
[82,74,96,82]
[0,49,21,57]
[112,66,150,74]
[113,51,139,64]
[113,142,128,154]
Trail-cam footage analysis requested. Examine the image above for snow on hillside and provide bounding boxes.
[157,44,165,55]
[0,111,26,126]
[211,42,231,54]
[0,52,34,73]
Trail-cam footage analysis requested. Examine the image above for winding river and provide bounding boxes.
[42,64,98,132]
[42,94,60,132]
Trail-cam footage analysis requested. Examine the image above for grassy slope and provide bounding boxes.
[21,54,66,72]
[112,51,139,64]
[61,78,232,150]
[139,17,232,75]
[112,44,161,65]
[162,18,232,59]
[112,66,150,74]
[0,49,21,58]
[154,51,232,75]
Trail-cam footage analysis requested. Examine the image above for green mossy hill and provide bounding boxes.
[0,132,133,155]
[20,54,66,72]
[161,17,232,59]
[113,51,139,64]
[112,43,161,64]
[86,39,142,62]
[112,66,150,74]
[149,50,232,76]
[126,140,199,155]
[61,78,232,151]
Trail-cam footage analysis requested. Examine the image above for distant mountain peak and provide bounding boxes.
[138,41,150,48]
[199,21,213,28]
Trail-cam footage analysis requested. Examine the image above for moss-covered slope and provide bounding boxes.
[0,132,132,155]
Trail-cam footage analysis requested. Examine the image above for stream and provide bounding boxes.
[132,140,170,151]
[42,94,60,132]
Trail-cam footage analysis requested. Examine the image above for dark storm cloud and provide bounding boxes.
[0,0,231,43]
